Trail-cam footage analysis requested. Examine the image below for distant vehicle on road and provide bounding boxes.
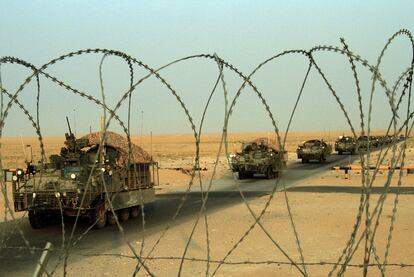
[228,138,287,179]
[335,136,357,155]
[356,135,370,151]
[297,139,332,163]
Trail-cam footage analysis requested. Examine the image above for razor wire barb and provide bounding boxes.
[0,29,413,277]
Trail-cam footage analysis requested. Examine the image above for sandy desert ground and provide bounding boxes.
[1,131,413,276]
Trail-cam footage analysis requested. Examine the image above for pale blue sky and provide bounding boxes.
[1,1,413,137]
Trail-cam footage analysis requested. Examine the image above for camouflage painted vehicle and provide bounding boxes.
[228,138,287,179]
[3,128,157,229]
[370,136,380,147]
[296,139,332,163]
[384,135,393,145]
[335,136,357,155]
[356,135,400,151]
[356,135,371,151]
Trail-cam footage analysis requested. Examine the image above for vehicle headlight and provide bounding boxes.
[70,173,77,180]
[17,170,23,176]
[62,191,67,197]
[32,192,36,199]
[101,167,106,172]
[55,192,61,198]
[12,175,18,181]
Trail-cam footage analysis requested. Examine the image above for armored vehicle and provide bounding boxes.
[296,139,332,163]
[335,136,357,155]
[370,136,380,147]
[3,127,157,229]
[384,135,393,145]
[356,135,371,151]
[228,138,287,179]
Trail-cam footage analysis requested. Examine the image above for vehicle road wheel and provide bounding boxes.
[119,208,130,222]
[91,204,107,229]
[238,171,245,180]
[266,167,274,179]
[107,210,117,225]
[28,210,46,229]
[338,151,342,155]
[130,206,140,218]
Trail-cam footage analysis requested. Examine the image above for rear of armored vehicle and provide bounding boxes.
[110,162,156,214]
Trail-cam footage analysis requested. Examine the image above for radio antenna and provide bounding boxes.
[66,116,73,135]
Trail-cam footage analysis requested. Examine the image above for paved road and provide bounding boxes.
[0,153,356,276]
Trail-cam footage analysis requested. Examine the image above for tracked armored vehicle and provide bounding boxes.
[335,136,357,155]
[297,139,332,163]
[4,125,157,229]
[228,138,287,179]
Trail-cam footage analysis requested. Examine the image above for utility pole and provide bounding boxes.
[73,109,77,136]
[328,127,331,144]
[150,131,153,159]
[140,110,144,145]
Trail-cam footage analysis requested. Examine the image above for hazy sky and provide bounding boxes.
[1,1,413,137]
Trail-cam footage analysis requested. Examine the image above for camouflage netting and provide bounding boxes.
[82,131,152,165]
[250,137,282,151]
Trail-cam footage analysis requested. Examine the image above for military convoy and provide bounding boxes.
[3,118,407,230]
[315,134,403,160]
[336,134,402,154]
[3,124,157,229]
[296,139,332,163]
[228,138,287,179]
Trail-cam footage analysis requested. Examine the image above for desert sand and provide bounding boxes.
[1,131,413,276]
